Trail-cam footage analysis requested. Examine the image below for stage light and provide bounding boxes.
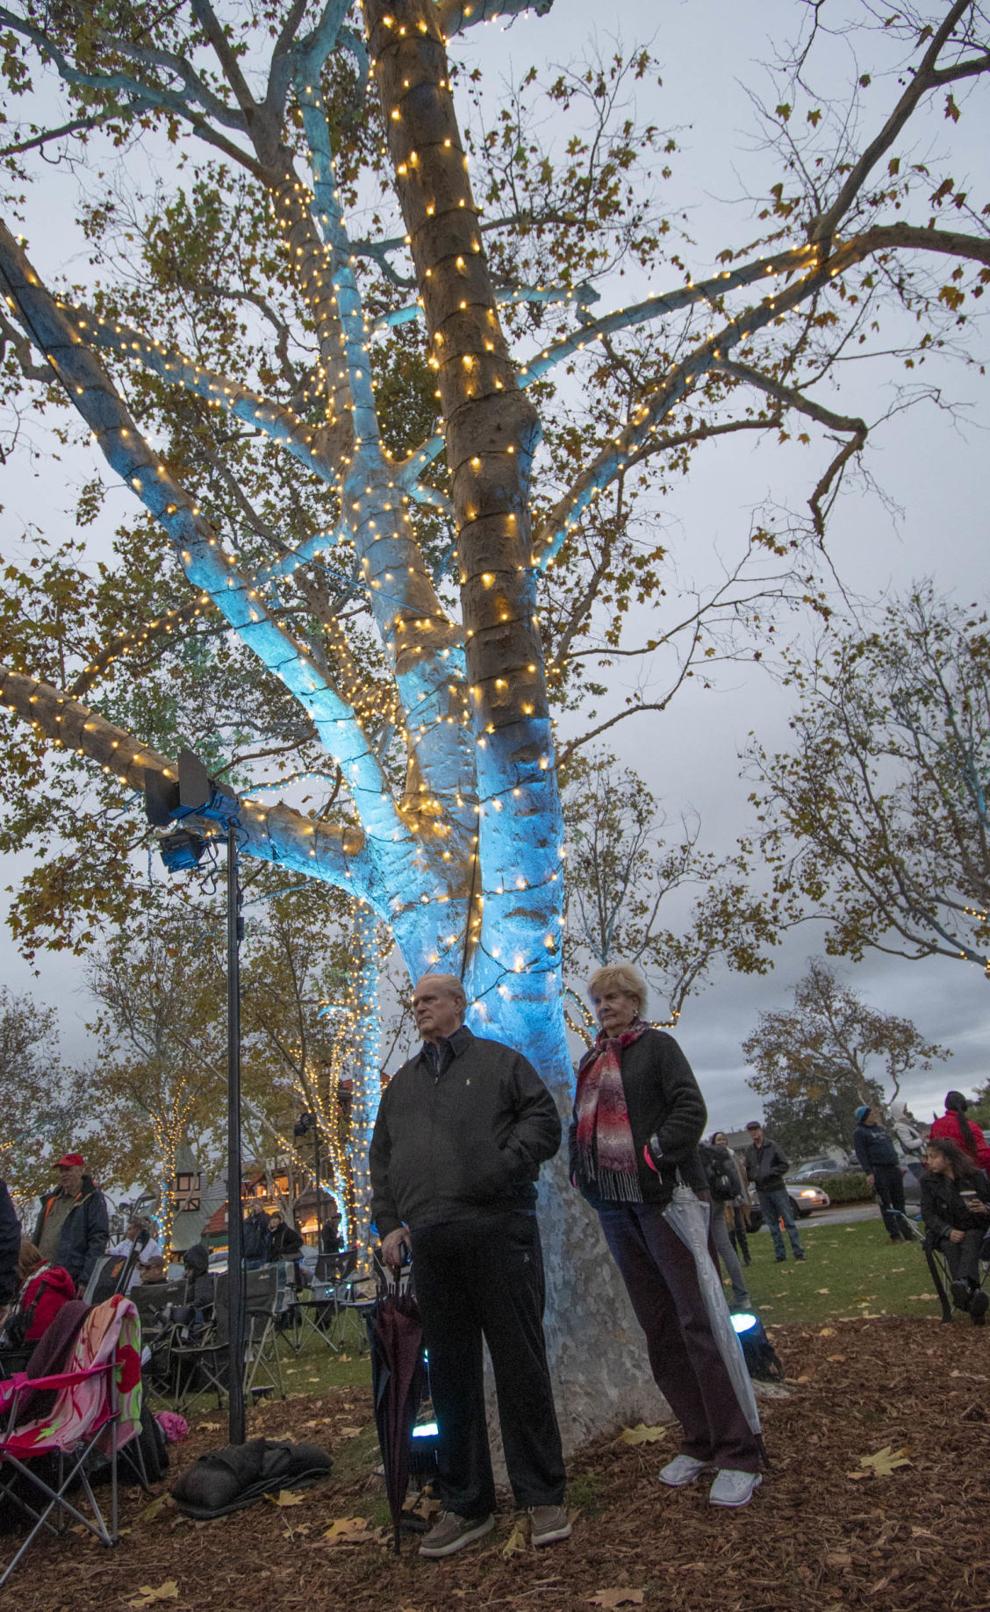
[730,1309,783,1381]
[158,827,206,871]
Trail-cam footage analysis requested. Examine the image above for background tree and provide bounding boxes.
[743,958,950,1158]
[747,585,990,980]
[0,1,988,1437]
[85,926,228,1249]
[0,984,111,1207]
[562,749,778,1031]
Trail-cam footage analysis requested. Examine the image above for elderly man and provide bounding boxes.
[33,1152,108,1291]
[370,972,568,1558]
[108,1214,164,1290]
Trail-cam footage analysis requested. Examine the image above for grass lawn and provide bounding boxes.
[743,1213,940,1326]
[255,1215,943,1410]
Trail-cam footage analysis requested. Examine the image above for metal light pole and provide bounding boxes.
[225,821,246,1445]
[144,751,246,1446]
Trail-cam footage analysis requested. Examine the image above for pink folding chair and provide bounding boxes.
[0,1294,142,1586]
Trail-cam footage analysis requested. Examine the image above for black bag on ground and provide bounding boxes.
[171,1437,332,1519]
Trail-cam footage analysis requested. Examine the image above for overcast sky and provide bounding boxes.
[1,0,987,1138]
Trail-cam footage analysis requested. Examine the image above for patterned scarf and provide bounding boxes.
[574,1019,649,1200]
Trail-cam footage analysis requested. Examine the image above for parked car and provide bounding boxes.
[785,1181,831,1217]
[901,1160,925,1203]
[792,1158,850,1179]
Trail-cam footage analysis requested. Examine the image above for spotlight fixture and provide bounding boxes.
[158,827,206,871]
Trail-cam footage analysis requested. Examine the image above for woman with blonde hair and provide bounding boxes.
[569,962,764,1509]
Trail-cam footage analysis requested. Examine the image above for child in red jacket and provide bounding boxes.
[14,1238,77,1342]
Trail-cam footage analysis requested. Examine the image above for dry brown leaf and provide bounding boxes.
[587,1591,645,1609]
[323,1516,377,1545]
[337,1424,363,1437]
[617,1423,667,1445]
[858,1445,911,1477]
[266,1489,308,1508]
[126,1582,180,1610]
[825,1552,853,1568]
[502,1520,528,1557]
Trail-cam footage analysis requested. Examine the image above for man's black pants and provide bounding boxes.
[873,1164,907,1237]
[410,1213,566,1518]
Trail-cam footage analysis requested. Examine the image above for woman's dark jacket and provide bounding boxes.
[32,1176,108,1286]
[270,1223,303,1260]
[920,1168,990,1244]
[568,1028,707,1208]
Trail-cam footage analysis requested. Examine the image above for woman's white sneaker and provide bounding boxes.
[658,1454,708,1487]
[709,1469,762,1508]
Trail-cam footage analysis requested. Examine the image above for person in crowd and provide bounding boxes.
[744,1123,805,1263]
[242,1204,272,1269]
[930,1091,990,1174]
[141,1254,167,1284]
[32,1152,109,1291]
[108,1214,164,1289]
[0,1177,19,1310]
[9,1238,76,1345]
[319,1211,343,1255]
[370,972,568,1557]
[570,963,764,1510]
[699,1134,752,1309]
[920,1136,990,1323]
[852,1104,910,1242]
[269,1210,305,1290]
[711,1130,752,1266]
[176,1242,214,1334]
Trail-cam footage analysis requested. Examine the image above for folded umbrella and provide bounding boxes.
[368,1290,427,1554]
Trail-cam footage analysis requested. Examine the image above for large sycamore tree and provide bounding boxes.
[0,0,988,1437]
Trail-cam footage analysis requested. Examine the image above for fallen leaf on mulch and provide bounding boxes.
[337,1424,364,1436]
[617,1423,667,1445]
[587,1591,644,1609]
[266,1489,308,1507]
[126,1582,179,1609]
[502,1520,528,1556]
[322,1516,378,1545]
[852,1445,912,1478]
[135,1493,172,1524]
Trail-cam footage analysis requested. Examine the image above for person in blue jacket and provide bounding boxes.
[852,1105,909,1242]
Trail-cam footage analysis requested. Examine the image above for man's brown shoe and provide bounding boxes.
[418,1510,494,1558]
[529,1504,572,1546]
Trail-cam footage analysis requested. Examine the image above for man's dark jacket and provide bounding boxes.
[0,1179,20,1304]
[32,1175,108,1286]
[745,1138,790,1194]
[853,1122,899,1173]
[369,1025,561,1237]
[568,1029,708,1208]
[242,1211,273,1262]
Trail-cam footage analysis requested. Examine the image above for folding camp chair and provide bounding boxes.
[170,1269,285,1410]
[290,1249,360,1355]
[132,1279,186,1404]
[922,1223,990,1323]
[0,1294,142,1586]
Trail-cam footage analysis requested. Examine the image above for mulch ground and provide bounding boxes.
[10,1316,990,1612]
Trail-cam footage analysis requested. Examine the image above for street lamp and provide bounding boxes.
[293,1110,323,1245]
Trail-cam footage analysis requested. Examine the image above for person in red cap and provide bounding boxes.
[32,1152,108,1292]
